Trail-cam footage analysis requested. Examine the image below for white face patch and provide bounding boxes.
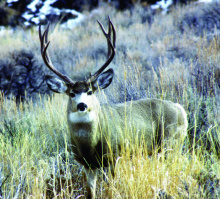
[70,92,94,111]
[74,92,89,105]
[68,92,100,123]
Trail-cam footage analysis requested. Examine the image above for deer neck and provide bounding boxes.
[67,99,101,146]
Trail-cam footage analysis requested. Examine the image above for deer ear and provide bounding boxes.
[93,68,114,90]
[45,75,68,93]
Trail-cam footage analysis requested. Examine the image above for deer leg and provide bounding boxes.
[85,168,97,199]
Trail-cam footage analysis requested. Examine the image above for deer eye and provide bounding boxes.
[69,92,75,98]
[87,91,93,95]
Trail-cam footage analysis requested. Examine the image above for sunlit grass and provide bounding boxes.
[0,89,219,198]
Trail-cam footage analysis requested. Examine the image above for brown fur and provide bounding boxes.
[67,96,187,198]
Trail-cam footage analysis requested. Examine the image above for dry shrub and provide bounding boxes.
[178,3,220,36]
[0,50,49,103]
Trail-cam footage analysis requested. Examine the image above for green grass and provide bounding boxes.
[0,2,220,198]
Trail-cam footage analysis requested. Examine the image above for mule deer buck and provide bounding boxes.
[39,17,188,199]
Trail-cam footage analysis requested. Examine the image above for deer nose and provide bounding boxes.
[77,103,88,112]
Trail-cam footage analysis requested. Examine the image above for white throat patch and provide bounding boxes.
[69,111,96,123]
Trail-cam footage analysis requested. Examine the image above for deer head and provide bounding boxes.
[39,17,116,114]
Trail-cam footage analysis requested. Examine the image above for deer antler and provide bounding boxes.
[87,16,116,83]
[39,24,74,84]
[39,17,116,85]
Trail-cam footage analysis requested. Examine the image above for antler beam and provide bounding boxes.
[39,17,116,85]
[39,24,74,84]
[87,16,116,83]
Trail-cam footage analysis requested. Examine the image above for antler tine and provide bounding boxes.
[106,16,113,59]
[39,24,74,84]
[87,17,116,83]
